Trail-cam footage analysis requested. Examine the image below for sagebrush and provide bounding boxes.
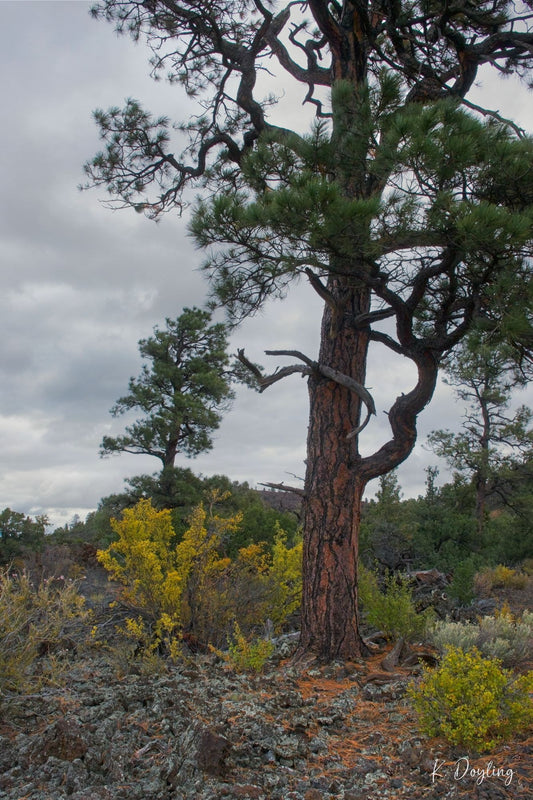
[0,568,87,695]
[430,609,533,667]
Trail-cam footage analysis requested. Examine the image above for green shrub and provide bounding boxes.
[430,609,533,667]
[222,622,274,673]
[358,565,433,641]
[448,557,477,605]
[0,568,87,696]
[409,646,533,751]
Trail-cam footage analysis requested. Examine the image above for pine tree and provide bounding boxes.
[85,1,533,660]
[428,332,533,536]
[101,307,237,504]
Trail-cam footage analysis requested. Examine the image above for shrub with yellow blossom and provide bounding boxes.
[225,621,274,673]
[266,524,303,631]
[409,646,533,751]
[97,498,182,625]
[0,568,87,695]
[97,495,302,652]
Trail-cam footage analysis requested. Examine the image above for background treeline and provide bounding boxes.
[2,457,531,575]
[0,470,300,566]
[360,463,533,577]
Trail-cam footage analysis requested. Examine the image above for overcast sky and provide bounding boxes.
[1,1,532,528]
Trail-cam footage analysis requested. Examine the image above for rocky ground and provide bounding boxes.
[1,563,531,800]
[0,632,531,800]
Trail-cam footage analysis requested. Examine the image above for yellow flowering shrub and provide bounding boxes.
[97,497,303,653]
[97,499,180,621]
[474,564,529,594]
[223,621,274,673]
[175,503,235,592]
[95,612,183,677]
[409,646,533,751]
[266,525,303,631]
[209,529,303,641]
[236,542,271,575]
[174,501,237,643]
[98,497,244,648]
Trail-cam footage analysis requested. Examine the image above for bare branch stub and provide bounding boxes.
[236,348,264,382]
[257,365,310,390]
[236,348,310,392]
[259,481,305,497]
[264,349,316,368]
[238,346,376,437]
[305,268,337,311]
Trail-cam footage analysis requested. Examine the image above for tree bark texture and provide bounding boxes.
[299,276,440,660]
[299,279,371,659]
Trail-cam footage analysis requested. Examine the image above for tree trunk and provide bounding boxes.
[298,276,439,660]
[299,281,371,660]
[475,396,491,538]
[159,437,180,500]
[475,473,487,539]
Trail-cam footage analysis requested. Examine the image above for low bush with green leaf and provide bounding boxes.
[0,568,87,696]
[409,646,533,751]
[358,565,433,641]
[214,622,274,673]
[430,609,533,667]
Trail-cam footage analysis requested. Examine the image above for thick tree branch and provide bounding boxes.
[316,364,376,418]
[305,268,337,310]
[369,329,408,357]
[266,9,331,88]
[352,307,396,329]
[360,349,439,482]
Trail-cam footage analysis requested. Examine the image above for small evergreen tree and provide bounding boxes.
[361,471,412,570]
[428,332,533,536]
[0,508,47,564]
[410,468,476,571]
[101,307,240,504]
